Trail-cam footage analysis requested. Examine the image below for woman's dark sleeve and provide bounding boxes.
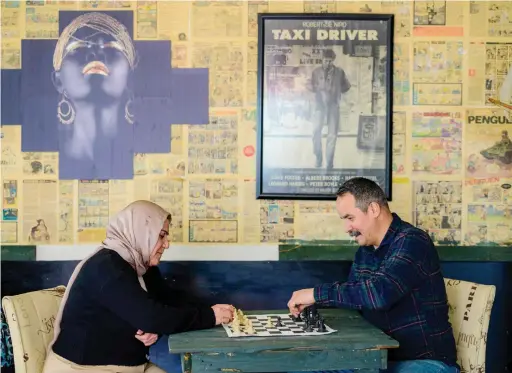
[143,266,213,308]
[94,265,216,335]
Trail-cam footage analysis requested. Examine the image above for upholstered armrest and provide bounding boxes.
[444,278,495,372]
[1,286,65,373]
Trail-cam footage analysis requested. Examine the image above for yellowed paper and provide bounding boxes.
[413,41,463,84]
[188,178,238,242]
[58,180,74,243]
[192,43,244,107]
[239,108,257,178]
[0,221,18,243]
[189,220,238,243]
[484,43,512,107]
[2,180,19,223]
[248,1,268,37]
[389,177,412,223]
[381,1,411,37]
[1,1,22,39]
[1,40,21,69]
[136,1,157,39]
[304,0,336,13]
[77,180,109,243]
[22,152,58,177]
[192,1,243,39]
[109,180,134,218]
[157,1,190,41]
[172,43,188,68]
[411,111,462,176]
[80,1,132,9]
[392,111,407,175]
[393,42,410,106]
[465,108,512,179]
[467,42,485,106]
[23,180,58,244]
[464,177,512,245]
[295,201,347,240]
[413,181,463,245]
[469,1,512,38]
[242,180,294,243]
[25,2,60,39]
[269,0,305,13]
[241,179,260,243]
[188,110,238,175]
[1,125,22,176]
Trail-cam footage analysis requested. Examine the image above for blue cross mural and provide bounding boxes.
[0,10,209,180]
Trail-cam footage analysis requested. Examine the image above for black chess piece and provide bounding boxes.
[305,323,314,332]
[308,305,318,323]
[317,318,326,332]
[300,308,308,322]
[276,316,283,327]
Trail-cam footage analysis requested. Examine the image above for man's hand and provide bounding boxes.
[211,304,234,325]
[287,288,315,316]
[135,330,159,346]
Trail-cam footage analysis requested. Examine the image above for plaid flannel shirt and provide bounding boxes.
[314,213,458,367]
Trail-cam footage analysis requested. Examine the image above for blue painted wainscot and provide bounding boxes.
[1,260,511,373]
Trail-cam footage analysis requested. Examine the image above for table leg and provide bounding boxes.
[182,353,192,373]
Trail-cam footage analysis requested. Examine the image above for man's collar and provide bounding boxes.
[377,213,402,249]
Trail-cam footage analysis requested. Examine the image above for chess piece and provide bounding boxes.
[245,320,255,335]
[300,309,308,323]
[276,316,283,327]
[317,318,326,332]
[266,317,274,328]
[308,305,318,323]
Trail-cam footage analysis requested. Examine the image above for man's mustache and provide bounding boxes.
[349,230,361,237]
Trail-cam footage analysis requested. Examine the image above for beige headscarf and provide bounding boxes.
[48,200,171,353]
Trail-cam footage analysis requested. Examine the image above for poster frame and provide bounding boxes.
[256,12,394,201]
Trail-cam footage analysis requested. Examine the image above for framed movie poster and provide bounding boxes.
[256,13,394,200]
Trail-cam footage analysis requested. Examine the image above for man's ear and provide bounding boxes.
[51,71,64,94]
[369,202,381,218]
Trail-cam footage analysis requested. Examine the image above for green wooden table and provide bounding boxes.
[168,309,399,373]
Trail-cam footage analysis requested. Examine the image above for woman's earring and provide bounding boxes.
[57,92,75,125]
[125,99,134,124]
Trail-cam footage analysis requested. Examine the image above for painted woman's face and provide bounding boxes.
[55,26,130,101]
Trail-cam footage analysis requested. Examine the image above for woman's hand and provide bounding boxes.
[135,329,159,346]
[211,304,234,325]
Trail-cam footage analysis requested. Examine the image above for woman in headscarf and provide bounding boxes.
[43,200,234,373]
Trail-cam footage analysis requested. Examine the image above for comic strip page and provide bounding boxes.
[189,178,238,243]
[411,111,462,176]
[413,181,463,245]
[464,178,512,245]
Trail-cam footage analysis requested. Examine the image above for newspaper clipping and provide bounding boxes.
[257,15,393,199]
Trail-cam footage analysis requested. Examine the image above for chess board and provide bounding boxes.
[222,313,336,338]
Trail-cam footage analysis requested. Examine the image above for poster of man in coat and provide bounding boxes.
[256,14,393,200]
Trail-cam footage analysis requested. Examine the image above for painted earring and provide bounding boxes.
[125,99,134,124]
[57,92,75,125]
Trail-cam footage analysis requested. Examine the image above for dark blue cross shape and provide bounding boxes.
[1,10,209,180]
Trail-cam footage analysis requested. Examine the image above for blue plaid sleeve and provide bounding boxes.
[313,233,431,311]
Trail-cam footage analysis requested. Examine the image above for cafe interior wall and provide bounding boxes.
[0,1,511,372]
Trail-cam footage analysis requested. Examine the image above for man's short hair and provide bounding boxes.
[336,177,389,212]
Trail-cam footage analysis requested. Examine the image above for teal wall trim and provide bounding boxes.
[0,246,36,261]
[279,240,512,262]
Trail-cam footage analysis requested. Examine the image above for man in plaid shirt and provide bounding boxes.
[287,177,459,373]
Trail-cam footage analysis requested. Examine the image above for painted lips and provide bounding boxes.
[82,61,109,76]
